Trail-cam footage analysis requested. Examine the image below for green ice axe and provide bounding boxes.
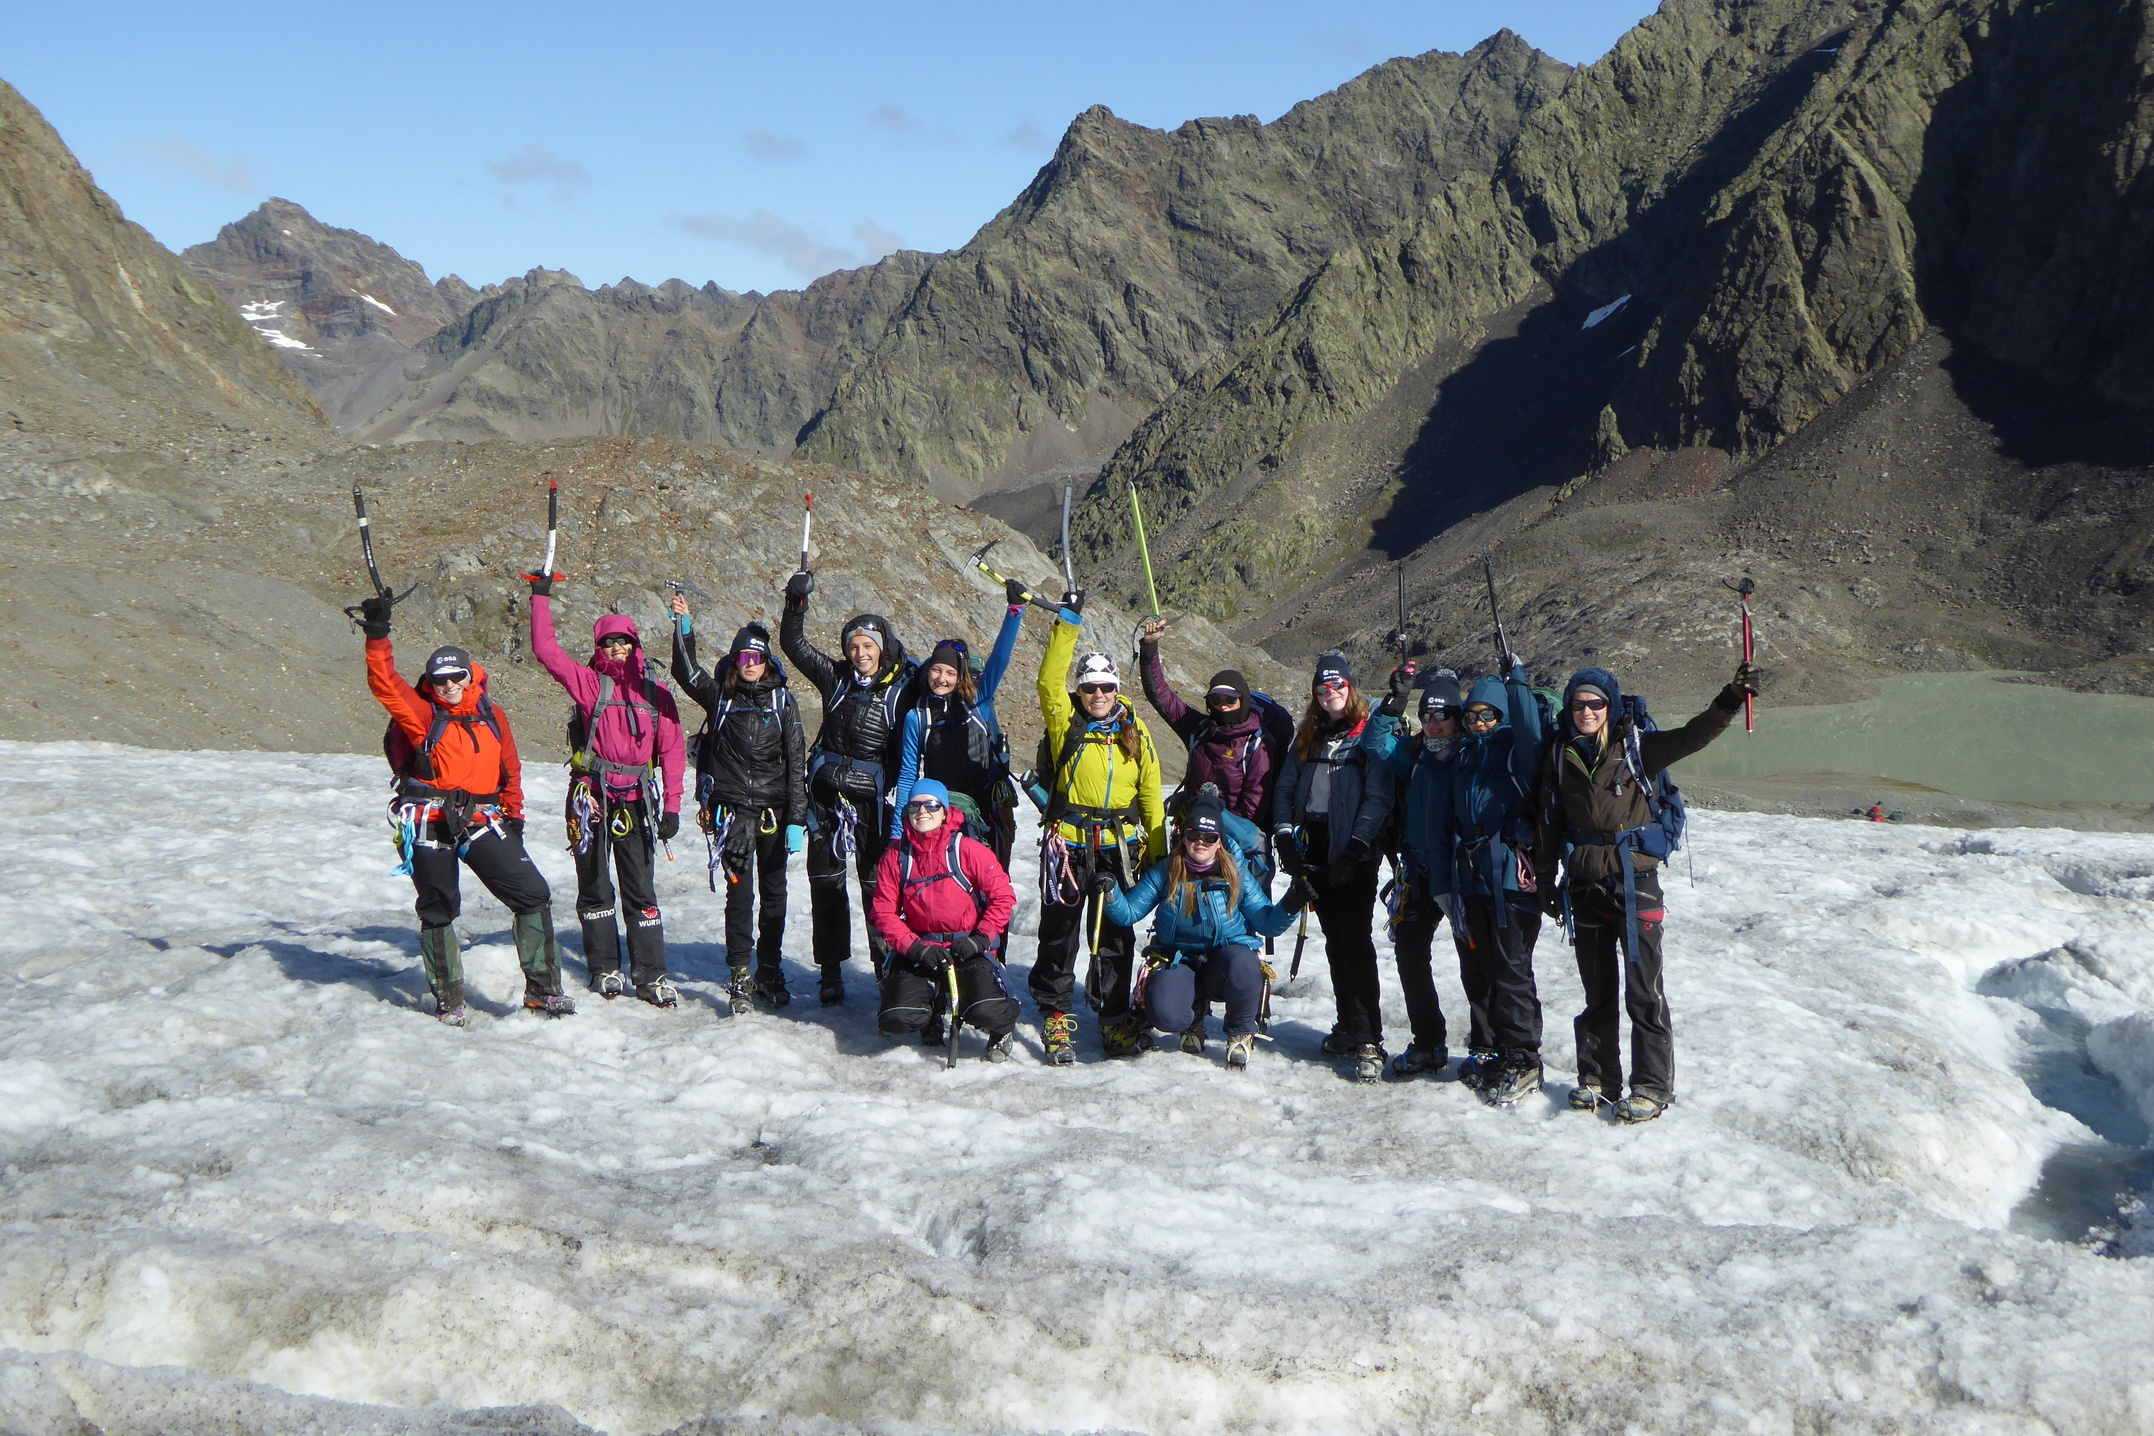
[1128,485,1161,618]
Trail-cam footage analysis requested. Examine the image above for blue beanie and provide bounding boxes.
[907,779,952,810]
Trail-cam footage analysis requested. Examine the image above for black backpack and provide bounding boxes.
[385,697,502,785]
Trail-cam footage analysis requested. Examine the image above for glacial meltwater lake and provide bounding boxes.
[1669,671,2154,805]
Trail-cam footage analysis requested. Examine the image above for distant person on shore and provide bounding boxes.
[891,585,1028,871]
[528,577,685,1007]
[1033,590,1166,1063]
[1368,667,1474,1080]
[781,568,919,1005]
[870,780,1020,1060]
[356,596,573,1025]
[1536,662,1757,1124]
[1107,788,1305,1070]
[1272,652,1395,1083]
[670,593,806,1013]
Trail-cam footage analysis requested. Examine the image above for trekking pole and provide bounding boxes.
[1725,576,1757,733]
[945,957,962,1070]
[1481,553,1517,669]
[1128,485,1161,618]
[1060,485,1077,596]
[800,491,814,573]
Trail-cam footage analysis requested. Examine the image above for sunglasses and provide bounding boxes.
[432,671,471,685]
[1316,678,1349,693]
[1568,697,1609,713]
[905,799,944,813]
[1079,683,1117,695]
[598,636,635,649]
[1184,831,1222,847]
[1207,694,1244,708]
[1464,707,1501,724]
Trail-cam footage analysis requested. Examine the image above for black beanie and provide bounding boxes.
[1182,785,1226,838]
[1314,651,1353,689]
[730,623,773,661]
[1206,670,1251,704]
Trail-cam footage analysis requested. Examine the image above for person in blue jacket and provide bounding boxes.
[1441,657,1551,1107]
[1272,652,1397,1083]
[1108,788,1306,1070]
[890,585,1027,868]
[1369,667,1474,1080]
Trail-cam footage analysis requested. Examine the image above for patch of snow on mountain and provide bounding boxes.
[1582,294,1631,329]
[0,740,2150,1435]
[359,295,396,316]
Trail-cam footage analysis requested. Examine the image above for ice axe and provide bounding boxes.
[963,539,1061,613]
[342,485,416,622]
[1724,575,1757,733]
[1385,563,1411,658]
[1481,552,1518,671]
[519,476,569,586]
[1127,484,1161,619]
[800,490,814,574]
[1059,484,1077,597]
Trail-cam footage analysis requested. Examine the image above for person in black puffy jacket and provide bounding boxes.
[672,595,807,1012]
[780,569,919,1005]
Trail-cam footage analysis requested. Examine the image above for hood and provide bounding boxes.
[419,661,491,715]
[1466,675,1509,720]
[593,613,641,648]
[591,612,645,684]
[902,807,967,855]
[840,612,907,680]
[1563,666,1622,737]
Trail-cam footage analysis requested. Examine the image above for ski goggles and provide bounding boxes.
[1463,705,1502,726]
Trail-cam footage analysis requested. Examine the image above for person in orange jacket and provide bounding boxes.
[359,595,575,1025]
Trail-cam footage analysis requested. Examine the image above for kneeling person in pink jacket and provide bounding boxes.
[871,780,1019,1060]
[528,577,686,1007]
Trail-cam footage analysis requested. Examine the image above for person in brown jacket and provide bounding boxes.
[1534,662,1755,1124]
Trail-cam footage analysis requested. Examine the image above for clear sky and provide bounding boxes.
[5,1,1657,297]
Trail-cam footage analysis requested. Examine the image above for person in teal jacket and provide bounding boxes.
[1108,790,1306,1070]
[890,590,1026,868]
[1441,659,1550,1107]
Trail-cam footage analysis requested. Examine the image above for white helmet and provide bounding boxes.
[1076,651,1121,689]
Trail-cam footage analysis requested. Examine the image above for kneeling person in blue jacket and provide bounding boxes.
[1107,789,1307,1069]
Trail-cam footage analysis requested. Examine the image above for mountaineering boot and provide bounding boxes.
[1042,1011,1078,1066]
[1570,1079,1615,1112]
[728,967,755,1015]
[1388,1044,1448,1080]
[1616,1092,1669,1125]
[1226,1034,1254,1071]
[1102,1013,1149,1059]
[1482,1054,1544,1108]
[418,924,465,1010]
[818,965,845,1006]
[1180,1018,1207,1055]
[754,968,791,1008]
[512,908,570,1008]
[624,904,669,991]
[921,1015,946,1048]
[983,1032,1015,1063]
[591,971,626,1000]
[636,977,679,1009]
[436,1002,469,1028]
[579,905,624,988]
[1319,1027,1353,1057]
[1457,1049,1502,1092]
[525,992,577,1017]
[1354,1044,1386,1084]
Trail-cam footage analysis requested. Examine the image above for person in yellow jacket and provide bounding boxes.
[1033,590,1166,1063]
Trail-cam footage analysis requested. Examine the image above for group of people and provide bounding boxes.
[357,562,1754,1122]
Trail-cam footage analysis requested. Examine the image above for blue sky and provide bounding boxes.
[6,1,1657,297]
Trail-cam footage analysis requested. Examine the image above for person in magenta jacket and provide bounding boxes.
[527,578,686,1007]
[869,780,1020,1060]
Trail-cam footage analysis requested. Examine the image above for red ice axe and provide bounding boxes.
[1726,576,1756,733]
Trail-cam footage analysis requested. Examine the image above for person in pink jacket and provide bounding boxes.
[870,780,1019,1060]
[527,577,686,1007]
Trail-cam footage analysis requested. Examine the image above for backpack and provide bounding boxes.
[567,658,670,755]
[384,696,502,786]
[1176,688,1294,805]
[1614,693,1687,860]
[897,829,987,925]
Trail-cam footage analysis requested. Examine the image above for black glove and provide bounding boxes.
[658,811,680,841]
[1328,837,1369,888]
[1273,827,1305,877]
[785,570,815,605]
[357,594,392,639]
[1279,876,1311,915]
[1388,662,1416,701]
[1005,577,1031,607]
[949,933,987,961]
[526,571,553,598]
[906,939,950,968]
[1060,589,1086,616]
[1088,864,1121,896]
[1540,887,1566,918]
[503,817,525,838]
[1716,662,1760,713]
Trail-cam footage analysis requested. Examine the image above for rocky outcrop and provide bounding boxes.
[0,81,323,445]
[182,198,489,430]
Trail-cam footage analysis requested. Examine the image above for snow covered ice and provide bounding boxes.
[3,740,2154,1435]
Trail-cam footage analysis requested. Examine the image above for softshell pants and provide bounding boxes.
[1315,860,1383,1048]
[408,824,563,1003]
[1456,891,1541,1059]
[1391,884,1458,1053]
[1031,845,1134,1022]
[571,784,666,988]
[1570,881,1674,1100]
[721,811,790,982]
[879,952,1019,1039]
[807,798,889,986]
[1145,944,1265,1039]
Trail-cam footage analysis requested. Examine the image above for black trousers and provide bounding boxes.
[1391,885,1451,1052]
[1146,945,1265,1039]
[1031,846,1134,1019]
[1455,892,1542,1058]
[1571,882,1674,1099]
[723,814,790,978]
[1315,860,1383,1047]
[806,799,890,976]
[572,787,666,987]
[409,825,551,926]
[880,954,1020,1038]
